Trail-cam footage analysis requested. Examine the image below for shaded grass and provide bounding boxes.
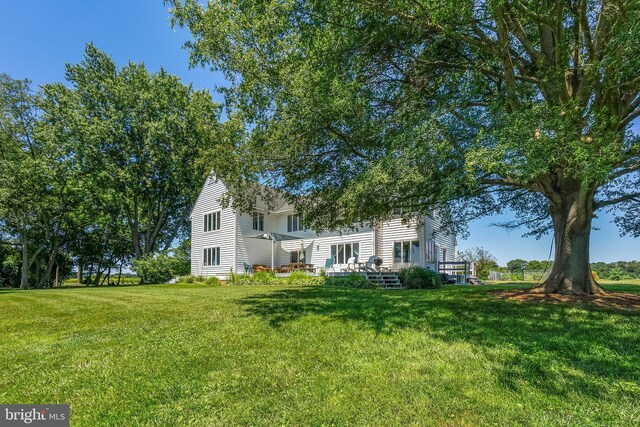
[0,284,639,426]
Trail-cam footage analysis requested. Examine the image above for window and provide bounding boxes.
[330,242,360,264]
[392,207,403,216]
[393,240,420,264]
[287,214,304,232]
[290,250,305,264]
[203,247,220,266]
[252,212,264,231]
[204,211,221,232]
[425,240,437,263]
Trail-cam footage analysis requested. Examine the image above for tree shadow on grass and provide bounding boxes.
[237,285,640,400]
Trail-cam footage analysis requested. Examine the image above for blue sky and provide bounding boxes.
[1,0,638,265]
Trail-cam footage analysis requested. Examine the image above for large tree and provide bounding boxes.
[0,74,82,289]
[170,0,640,295]
[41,44,221,260]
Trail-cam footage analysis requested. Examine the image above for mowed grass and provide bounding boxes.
[1,284,639,426]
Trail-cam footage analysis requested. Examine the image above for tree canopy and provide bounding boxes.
[0,45,221,288]
[170,0,640,294]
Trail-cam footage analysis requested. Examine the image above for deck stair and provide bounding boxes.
[366,271,403,289]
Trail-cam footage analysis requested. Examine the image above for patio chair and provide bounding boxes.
[324,258,334,272]
[341,257,357,272]
[359,255,377,272]
[243,262,253,274]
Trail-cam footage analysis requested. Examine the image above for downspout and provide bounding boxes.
[233,210,238,274]
[372,225,377,257]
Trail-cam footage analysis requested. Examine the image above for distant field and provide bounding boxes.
[1,284,638,426]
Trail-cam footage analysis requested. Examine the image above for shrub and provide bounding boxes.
[287,271,311,285]
[252,271,276,285]
[205,276,221,286]
[178,275,195,284]
[131,253,180,284]
[325,273,379,289]
[399,267,442,289]
[228,273,253,286]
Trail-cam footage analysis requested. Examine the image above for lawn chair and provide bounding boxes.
[324,258,335,272]
[341,257,357,272]
[358,255,377,272]
[243,262,253,274]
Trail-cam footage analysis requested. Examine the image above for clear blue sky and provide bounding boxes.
[1,0,638,265]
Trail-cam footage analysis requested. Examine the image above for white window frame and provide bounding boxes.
[393,240,421,264]
[204,211,221,233]
[252,212,264,231]
[330,242,360,264]
[287,214,304,232]
[203,247,220,267]
[425,240,437,263]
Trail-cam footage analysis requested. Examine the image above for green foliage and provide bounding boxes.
[172,240,191,276]
[286,271,311,285]
[459,247,497,280]
[0,243,20,288]
[252,271,276,285]
[227,271,323,286]
[40,44,222,261]
[507,259,528,272]
[204,276,221,286]
[1,44,223,289]
[325,274,379,289]
[591,261,640,280]
[526,260,553,272]
[228,273,253,286]
[398,267,442,289]
[131,253,180,284]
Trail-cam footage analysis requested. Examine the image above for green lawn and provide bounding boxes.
[1,284,639,426]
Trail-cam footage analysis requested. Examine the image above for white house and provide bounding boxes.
[191,176,457,278]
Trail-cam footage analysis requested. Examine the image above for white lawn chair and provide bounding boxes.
[340,257,357,272]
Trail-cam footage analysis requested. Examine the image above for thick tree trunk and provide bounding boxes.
[542,186,605,295]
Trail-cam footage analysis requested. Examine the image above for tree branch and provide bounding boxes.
[595,192,640,209]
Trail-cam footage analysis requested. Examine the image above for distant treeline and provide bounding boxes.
[490,259,640,281]
[590,261,640,280]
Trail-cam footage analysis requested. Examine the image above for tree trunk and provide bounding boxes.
[36,246,59,289]
[20,233,29,290]
[77,262,83,285]
[117,259,123,285]
[542,186,605,295]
